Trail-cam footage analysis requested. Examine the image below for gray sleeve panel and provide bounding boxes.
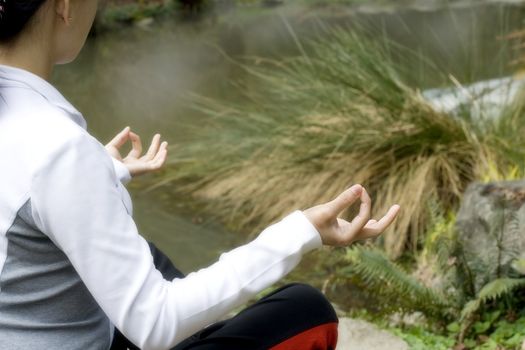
[0,199,111,350]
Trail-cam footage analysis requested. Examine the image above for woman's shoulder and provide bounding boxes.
[0,88,109,220]
[0,89,105,175]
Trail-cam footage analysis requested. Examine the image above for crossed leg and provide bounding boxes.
[110,242,339,350]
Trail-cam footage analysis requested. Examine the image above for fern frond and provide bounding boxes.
[460,278,525,321]
[460,299,481,321]
[478,278,525,302]
[344,245,451,318]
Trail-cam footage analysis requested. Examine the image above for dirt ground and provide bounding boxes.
[336,318,408,350]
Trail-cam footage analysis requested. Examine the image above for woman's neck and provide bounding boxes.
[0,37,54,81]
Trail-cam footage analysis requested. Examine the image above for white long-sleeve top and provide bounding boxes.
[0,64,323,350]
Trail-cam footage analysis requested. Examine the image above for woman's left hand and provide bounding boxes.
[105,126,168,177]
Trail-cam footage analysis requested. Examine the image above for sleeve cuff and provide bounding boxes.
[111,157,132,184]
[281,210,323,254]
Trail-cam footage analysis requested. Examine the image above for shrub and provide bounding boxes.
[164,27,508,257]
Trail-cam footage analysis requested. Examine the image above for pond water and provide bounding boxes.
[52,1,525,280]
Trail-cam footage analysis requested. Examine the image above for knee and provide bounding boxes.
[278,283,339,323]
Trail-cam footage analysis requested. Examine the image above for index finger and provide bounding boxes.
[325,184,363,216]
[347,187,372,233]
[107,126,130,148]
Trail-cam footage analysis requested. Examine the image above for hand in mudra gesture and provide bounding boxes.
[304,184,400,247]
[105,126,168,177]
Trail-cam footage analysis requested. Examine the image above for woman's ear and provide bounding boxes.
[54,0,71,26]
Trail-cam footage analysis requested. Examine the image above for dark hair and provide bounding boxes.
[0,0,47,43]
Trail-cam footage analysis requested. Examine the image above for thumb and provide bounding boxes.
[326,184,363,216]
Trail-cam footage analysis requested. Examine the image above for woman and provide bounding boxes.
[0,0,401,349]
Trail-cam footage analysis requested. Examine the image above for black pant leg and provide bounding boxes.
[171,283,339,350]
[110,241,185,350]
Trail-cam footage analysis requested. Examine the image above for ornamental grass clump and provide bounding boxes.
[165,27,510,258]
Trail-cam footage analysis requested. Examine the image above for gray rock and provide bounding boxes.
[456,180,525,292]
[336,318,408,350]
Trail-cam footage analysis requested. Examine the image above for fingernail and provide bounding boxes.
[350,184,362,194]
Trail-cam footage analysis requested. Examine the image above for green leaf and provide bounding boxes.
[447,322,460,333]
[464,338,477,348]
[474,321,491,334]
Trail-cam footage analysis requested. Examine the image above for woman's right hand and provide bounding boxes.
[303,184,400,247]
[105,126,168,178]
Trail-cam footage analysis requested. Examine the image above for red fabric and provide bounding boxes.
[269,322,339,350]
